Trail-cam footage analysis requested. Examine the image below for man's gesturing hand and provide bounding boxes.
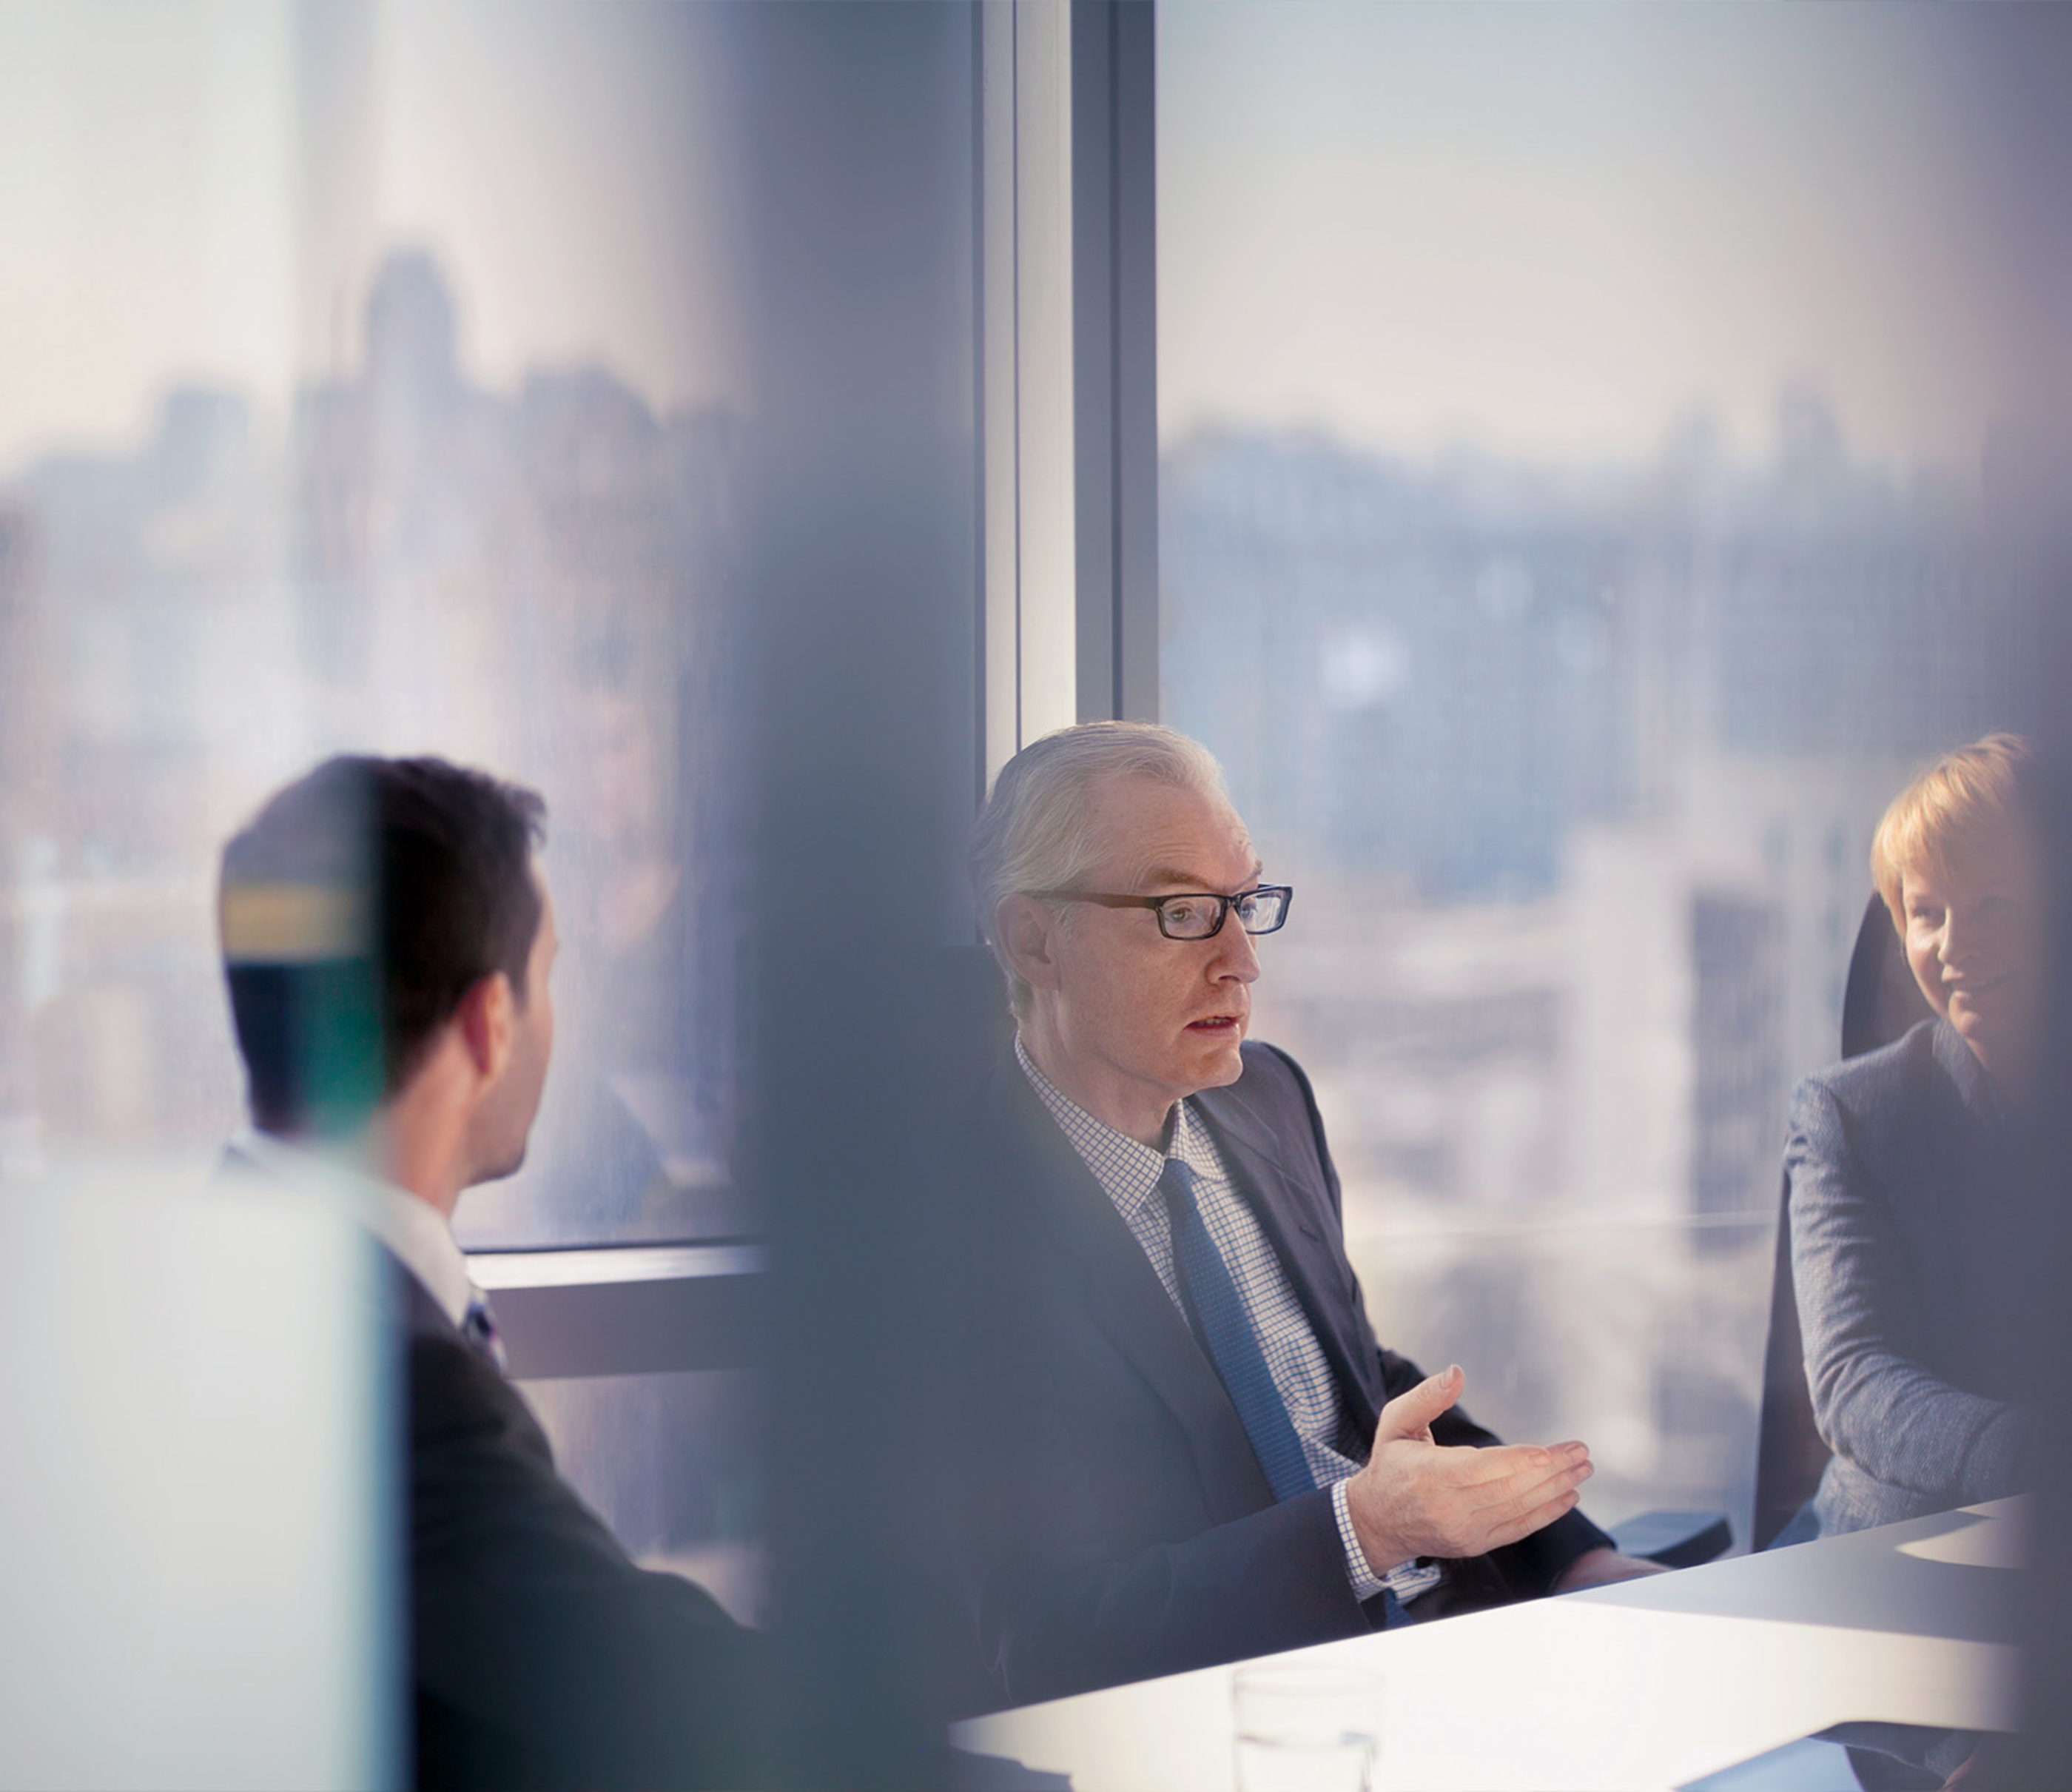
[1343,1365,1592,1577]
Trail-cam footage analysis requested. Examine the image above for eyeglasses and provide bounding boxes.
[1029,884,1294,941]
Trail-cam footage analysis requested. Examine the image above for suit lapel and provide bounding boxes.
[988,1061,1274,1520]
[1916,1021,2016,1292]
[1194,1078,1382,1439]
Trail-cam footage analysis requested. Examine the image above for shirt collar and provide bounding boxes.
[232,1126,480,1329]
[1014,1036,1220,1221]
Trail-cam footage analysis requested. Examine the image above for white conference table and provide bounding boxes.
[954,1500,2024,1791]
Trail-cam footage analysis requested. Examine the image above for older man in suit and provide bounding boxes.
[959,722,1658,1706]
[218,756,760,1791]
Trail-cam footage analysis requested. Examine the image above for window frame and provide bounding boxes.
[495,0,1162,1380]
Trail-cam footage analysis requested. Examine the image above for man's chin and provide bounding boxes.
[1185,1033,1248,1086]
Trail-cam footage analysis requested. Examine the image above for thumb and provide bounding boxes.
[1376,1364,1463,1442]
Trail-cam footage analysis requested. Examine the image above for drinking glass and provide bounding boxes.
[1232,1662,1382,1792]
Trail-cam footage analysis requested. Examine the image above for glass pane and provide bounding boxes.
[518,1369,765,1627]
[0,7,766,1696]
[0,1,747,1247]
[1160,4,2032,1543]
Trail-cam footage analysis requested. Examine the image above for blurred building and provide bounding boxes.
[1163,406,2025,1540]
[0,250,746,1242]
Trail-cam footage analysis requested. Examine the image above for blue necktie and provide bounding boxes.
[1158,1157,1316,1503]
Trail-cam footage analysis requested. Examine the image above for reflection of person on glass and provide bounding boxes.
[1784,733,2045,1548]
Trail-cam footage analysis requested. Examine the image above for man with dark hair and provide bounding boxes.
[219,754,759,1791]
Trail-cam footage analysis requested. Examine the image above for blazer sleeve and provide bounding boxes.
[408,1331,766,1790]
[1274,1044,1613,1597]
[1786,1074,2029,1506]
[964,1351,1376,1708]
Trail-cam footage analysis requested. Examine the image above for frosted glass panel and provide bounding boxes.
[0,1166,392,1791]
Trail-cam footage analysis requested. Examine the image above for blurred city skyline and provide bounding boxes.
[1,3,2036,480]
[0,0,740,479]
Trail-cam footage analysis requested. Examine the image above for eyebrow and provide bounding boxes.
[1139,861,1265,892]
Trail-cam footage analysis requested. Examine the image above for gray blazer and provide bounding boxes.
[1786,1018,2034,1535]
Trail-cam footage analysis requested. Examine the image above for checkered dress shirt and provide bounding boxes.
[1017,1041,1441,1606]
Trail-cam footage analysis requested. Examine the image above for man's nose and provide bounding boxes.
[1212,913,1262,982]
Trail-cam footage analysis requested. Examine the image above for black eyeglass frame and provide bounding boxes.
[1028,884,1294,941]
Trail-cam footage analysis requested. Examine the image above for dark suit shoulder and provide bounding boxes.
[1788,1021,1980,1172]
[1234,1036,1316,1103]
[402,1301,760,1789]
[1197,1039,1328,1147]
[1792,1019,1943,1120]
[380,1258,560,1470]
[1196,1039,1339,1203]
[408,1322,558,1468]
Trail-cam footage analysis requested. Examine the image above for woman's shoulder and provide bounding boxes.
[1790,1019,1949,1130]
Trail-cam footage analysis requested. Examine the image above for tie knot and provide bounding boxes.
[1157,1155,1197,1209]
[461,1296,508,1374]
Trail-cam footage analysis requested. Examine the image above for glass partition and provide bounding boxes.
[1159,2,2034,1543]
[0,0,748,1249]
[0,0,765,1671]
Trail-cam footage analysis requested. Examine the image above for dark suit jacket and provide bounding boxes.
[1786,1018,2037,1535]
[958,1040,1610,1707]
[222,1146,763,1790]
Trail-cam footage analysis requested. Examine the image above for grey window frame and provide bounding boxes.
[482,0,1161,1380]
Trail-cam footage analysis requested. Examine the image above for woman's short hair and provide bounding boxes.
[1870,732,2035,930]
[969,721,1227,1016]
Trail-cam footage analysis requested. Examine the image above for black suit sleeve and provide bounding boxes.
[1271,1044,1614,1600]
[408,1329,765,1791]
[963,1327,1375,1708]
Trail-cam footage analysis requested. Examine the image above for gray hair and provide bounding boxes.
[969,721,1228,1016]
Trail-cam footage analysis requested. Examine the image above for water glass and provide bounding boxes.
[1232,1662,1382,1792]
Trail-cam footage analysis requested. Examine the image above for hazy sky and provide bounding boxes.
[0,3,2036,478]
[0,3,295,472]
[0,0,737,476]
[1160,3,2018,469]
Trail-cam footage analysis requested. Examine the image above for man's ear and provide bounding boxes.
[454,970,516,1082]
[995,894,1066,994]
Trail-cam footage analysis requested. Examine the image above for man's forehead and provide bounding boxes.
[1085,774,1257,886]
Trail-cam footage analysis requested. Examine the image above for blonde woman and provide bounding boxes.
[1784,734,2045,1547]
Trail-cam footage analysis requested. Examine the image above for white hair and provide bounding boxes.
[969,721,1228,1016]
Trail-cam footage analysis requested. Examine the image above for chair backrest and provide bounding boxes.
[1840,887,1936,1060]
[1750,891,1931,1548]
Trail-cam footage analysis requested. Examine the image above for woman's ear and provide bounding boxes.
[995,894,1065,995]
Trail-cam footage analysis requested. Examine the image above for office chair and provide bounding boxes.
[1750,893,1935,1551]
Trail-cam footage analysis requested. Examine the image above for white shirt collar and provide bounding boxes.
[1014,1036,1220,1218]
[231,1127,480,1329]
